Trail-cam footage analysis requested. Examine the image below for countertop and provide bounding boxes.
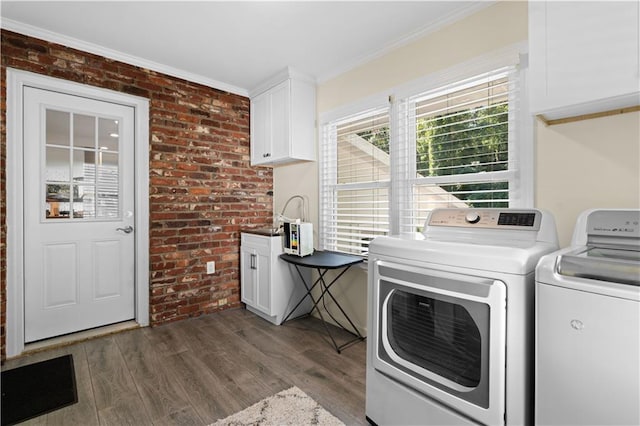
[242,228,283,237]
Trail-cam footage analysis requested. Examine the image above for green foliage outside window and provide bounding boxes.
[417,104,508,176]
[416,104,509,207]
[355,103,510,209]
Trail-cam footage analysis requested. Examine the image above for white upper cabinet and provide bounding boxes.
[250,68,316,166]
[529,1,640,121]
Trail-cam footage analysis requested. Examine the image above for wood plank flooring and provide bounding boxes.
[2,308,367,425]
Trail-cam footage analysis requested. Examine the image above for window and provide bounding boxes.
[396,66,521,233]
[319,106,390,256]
[320,56,530,255]
[45,109,121,220]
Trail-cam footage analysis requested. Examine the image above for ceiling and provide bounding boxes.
[1,1,490,96]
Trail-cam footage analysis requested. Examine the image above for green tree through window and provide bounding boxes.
[415,96,509,207]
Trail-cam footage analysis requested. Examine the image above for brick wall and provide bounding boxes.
[0,30,273,360]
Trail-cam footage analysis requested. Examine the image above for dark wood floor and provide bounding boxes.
[2,308,367,425]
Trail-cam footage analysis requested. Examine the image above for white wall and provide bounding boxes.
[535,113,640,246]
[274,0,640,335]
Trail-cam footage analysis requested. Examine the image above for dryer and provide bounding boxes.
[535,209,640,426]
[366,208,558,426]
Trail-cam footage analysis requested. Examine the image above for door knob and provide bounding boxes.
[116,226,134,234]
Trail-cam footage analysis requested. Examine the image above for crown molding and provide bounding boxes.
[249,66,316,98]
[1,18,249,97]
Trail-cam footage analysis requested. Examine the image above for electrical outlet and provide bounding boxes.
[206,261,215,274]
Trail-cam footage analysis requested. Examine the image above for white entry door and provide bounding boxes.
[23,86,136,343]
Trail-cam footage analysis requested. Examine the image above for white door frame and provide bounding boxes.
[6,68,150,357]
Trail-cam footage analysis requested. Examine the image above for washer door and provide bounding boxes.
[372,260,507,425]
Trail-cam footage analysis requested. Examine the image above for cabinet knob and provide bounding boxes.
[263,153,271,158]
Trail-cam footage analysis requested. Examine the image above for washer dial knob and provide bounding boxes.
[465,212,481,224]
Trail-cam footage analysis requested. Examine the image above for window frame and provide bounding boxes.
[396,66,521,234]
[319,44,532,254]
[319,96,391,254]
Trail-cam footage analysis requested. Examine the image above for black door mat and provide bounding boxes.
[1,354,77,425]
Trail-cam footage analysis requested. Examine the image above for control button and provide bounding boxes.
[465,212,481,224]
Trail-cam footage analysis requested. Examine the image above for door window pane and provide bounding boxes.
[98,117,119,152]
[43,108,121,221]
[73,114,95,149]
[46,110,70,146]
[77,185,96,218]
[81,151,97,184]
[97,152,119,218]
[45,147,70,182]
[72,149,97,184]
[46,184,71,218]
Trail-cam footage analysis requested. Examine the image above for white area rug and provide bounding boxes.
[210,386,345,426]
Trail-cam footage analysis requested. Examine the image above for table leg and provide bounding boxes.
[281,263,365,353]
[280,264,319,324]
[316,266,364,340]
[281,266,346,352]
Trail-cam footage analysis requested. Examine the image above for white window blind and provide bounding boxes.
[396,66,520,233]
[320,106,390,255]
[320,54,528,256]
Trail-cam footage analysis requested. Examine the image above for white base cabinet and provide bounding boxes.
[240,232,311,325]
[529,1,640,120]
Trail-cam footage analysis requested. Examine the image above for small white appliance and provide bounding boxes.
[367,208,558,426]
[283,221,313,257]
[535,209,640,426]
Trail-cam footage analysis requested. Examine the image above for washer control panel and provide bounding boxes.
[587,210,640,239]
[428,208,541,230]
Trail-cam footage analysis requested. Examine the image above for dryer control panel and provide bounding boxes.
[428,208,542,230]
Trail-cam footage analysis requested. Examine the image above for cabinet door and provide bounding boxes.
[254,248,272,314]
[240,246,256,306]
[240,245,271,314]
[250,73,315,166]
[269,80,291,161]
[530,1,640,114]
[250,90,270,165]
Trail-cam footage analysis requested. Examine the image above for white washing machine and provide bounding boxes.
[366,208,558,426]
[535,209,640,426]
